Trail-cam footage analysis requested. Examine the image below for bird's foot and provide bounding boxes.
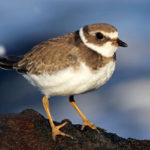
[52,121,73,141]
[81,119,100,133]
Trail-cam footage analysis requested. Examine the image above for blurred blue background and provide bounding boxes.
[0,0,150,140]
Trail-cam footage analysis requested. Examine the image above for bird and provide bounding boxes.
[0,23,128,140]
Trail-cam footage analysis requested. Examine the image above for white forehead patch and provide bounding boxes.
[79,27,118,57]
[101,31,118,39]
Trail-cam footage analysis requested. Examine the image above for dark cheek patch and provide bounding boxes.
[83,28,112,47]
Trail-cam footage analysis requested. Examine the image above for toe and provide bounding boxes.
[81,120,100,133]
[57,121,68,129]
[52,122,73,141]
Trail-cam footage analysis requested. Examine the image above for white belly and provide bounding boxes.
[23,61,115,97]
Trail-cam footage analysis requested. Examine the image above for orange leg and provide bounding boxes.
[69,95,99,132]
[42,96,72,140]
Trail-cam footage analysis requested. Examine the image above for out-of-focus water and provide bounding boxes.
[0,0,150,139]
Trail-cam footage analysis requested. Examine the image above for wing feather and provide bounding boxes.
[16,37,79,74]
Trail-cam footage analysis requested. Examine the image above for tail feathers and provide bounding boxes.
[0,56,22,70]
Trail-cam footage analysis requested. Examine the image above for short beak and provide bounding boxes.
[118,39,128,47]
[113,39,128,47]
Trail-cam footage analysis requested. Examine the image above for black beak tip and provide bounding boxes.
[118,39,128,47]
[123,42,128,47]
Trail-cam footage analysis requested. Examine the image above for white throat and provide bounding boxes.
[79,27,118,57]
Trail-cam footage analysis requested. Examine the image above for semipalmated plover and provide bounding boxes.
[0,23,128,140]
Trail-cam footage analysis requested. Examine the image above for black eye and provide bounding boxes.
[96,32,103,39]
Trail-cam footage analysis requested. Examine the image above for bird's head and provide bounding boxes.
[79,23,128,57]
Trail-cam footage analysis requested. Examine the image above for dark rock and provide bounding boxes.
[0,109,150,150]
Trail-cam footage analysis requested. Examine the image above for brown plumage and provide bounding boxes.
[0,23,117,75]
[15,29,116,75]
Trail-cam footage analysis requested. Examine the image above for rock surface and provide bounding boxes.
[0,109,150,150]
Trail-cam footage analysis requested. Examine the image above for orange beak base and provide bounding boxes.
[113,41,119,47]
[115,39,128,47]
